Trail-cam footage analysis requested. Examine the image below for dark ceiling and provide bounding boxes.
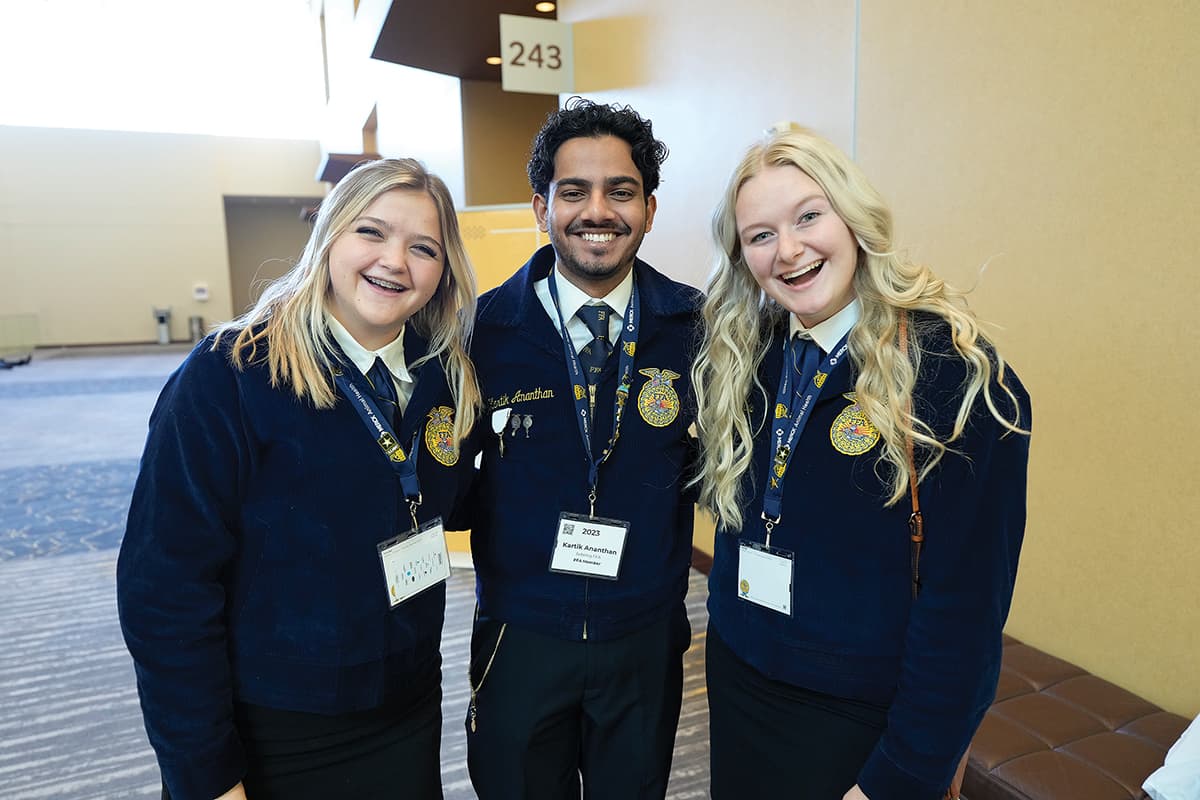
[372,1,558,83]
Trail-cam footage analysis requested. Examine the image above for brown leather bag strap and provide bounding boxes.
[899,311,924,600]
[900,311,969,800]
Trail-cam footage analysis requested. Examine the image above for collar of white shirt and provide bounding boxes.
[326,314,413,399]
[788,298,862,355]
[534,264,635,353]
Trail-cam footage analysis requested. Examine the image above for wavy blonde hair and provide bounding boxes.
[692,125,1025,530]
[213,158,480,440]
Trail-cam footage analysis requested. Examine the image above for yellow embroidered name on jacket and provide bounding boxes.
[487,387,556,409]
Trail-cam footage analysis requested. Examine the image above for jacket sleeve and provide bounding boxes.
[116,346,251,800]
[858,357,1032,800]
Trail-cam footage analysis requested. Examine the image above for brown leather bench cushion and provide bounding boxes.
[964,635,1190,800]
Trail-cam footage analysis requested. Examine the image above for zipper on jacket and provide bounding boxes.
[582,578,590,640]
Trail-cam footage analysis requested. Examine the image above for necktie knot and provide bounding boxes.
[575,304,611,343]
[575,304,614,385]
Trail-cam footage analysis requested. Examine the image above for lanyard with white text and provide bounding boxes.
[547,270,640,517]
[760,332,850,546]
[332,366,423,530]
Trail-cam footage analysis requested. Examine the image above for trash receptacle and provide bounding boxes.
[189,315,205,343]
[153,307,172,345]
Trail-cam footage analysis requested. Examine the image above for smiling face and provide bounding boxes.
[533,135,657,298]
[735,164,859,328]
[326,188,445,350]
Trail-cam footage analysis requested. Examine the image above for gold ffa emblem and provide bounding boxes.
[378,432,407,462]
[622,341,636,357]
[813,371,827,388]
[573,384,586,400]
[830,392,881,456]
[775,403,789,419]
[739,578,751,596]
[637,368,681,427]
[424,406,459,466]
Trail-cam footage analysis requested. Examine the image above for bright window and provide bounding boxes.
[0,0,325,139]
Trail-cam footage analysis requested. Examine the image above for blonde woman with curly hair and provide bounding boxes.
[693,125,1031,800]
[118,158,479,800]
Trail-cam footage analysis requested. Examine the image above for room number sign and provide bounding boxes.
[499,14,574,95]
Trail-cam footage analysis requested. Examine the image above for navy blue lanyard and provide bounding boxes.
[332,366,422,515]
[547,270,640,515]
[761,332,850,544]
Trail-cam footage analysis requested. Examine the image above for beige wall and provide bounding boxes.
[562,0,1199,715]
[0,126,323,345]
[855,0,1199,717]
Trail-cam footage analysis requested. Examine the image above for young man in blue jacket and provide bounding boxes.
[462,98,702,799]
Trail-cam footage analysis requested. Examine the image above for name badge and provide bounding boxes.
[737,540,793,616]
[549,512,629,580]
[378,517,451,608]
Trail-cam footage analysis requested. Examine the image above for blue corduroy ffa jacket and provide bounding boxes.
[708,312,1032,800]
[116,327,469,800]
[464,245,703,641]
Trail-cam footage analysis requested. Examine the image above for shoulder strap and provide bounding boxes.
[899,311,924,600]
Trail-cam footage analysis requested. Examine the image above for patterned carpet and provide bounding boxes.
[0,348,711,799]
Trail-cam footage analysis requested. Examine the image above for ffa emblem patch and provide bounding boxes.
[378,432,406,462]
[813,371,827,388]
[424,406,458,466]
[574,384,586,400]
[622,341,636,357]
[637,368,681,427]
[775,403,789,419]
[739,578,750,596]
[830,392,881,456]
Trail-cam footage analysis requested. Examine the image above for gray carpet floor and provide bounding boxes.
[0,345,711,799]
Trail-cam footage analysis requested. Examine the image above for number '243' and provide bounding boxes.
[508,41,563,70]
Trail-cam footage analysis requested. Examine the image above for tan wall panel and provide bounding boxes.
[0,126,323,346]
[224,199,320,317]
[457,205,548,292]
[856,1,1199,715]
[461,81,558,207]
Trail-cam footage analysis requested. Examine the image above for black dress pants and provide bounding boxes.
[466,605,690,800]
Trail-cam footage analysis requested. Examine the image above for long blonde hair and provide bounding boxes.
[692,125,1025,530]
[214,158,480,440]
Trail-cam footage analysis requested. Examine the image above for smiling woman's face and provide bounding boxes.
[326,188,445,350]
[735,164,858,327]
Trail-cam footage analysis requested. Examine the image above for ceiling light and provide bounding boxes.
[486,56,503,65]
[535,2,556,12]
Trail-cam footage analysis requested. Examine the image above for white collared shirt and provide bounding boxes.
[788,298,862,355]
[326,314,414,415]
[535,265,635,354]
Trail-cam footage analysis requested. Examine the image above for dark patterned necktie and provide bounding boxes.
[575,304,614,385]
[367,356,400,429]
[793,335,821,393]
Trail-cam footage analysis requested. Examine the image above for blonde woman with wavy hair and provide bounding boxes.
[118,158,479,800]
[695,125,1031,800]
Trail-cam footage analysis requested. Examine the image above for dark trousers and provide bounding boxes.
[162,680,443,800]
[466,605,690,800]
[706,625,889,799]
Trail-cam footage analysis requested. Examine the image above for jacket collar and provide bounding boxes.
[479,244,699,329]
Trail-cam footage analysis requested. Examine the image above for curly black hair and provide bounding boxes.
[527,96,668,198]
